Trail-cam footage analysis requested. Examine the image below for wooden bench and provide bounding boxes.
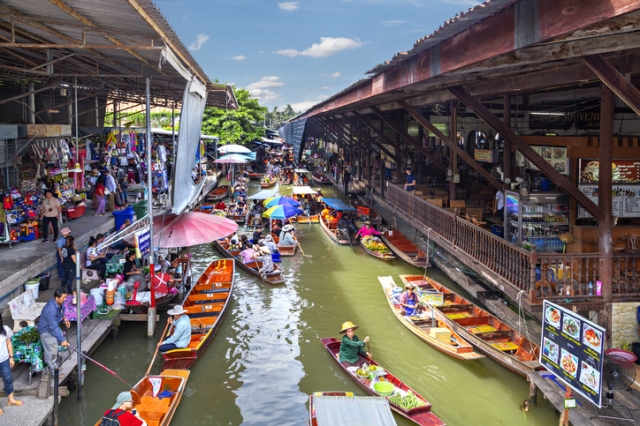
[9,290,46,332]
[426,199,443,208]
[466,208,484,220]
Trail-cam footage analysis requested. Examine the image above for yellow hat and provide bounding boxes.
[339,321,359,333]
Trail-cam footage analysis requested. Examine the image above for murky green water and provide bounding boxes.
[59,183,559,425]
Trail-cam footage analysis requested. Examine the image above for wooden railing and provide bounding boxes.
[383,184,640,305]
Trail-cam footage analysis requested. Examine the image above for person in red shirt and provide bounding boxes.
[101,391,147,426]
[214,200,226,210]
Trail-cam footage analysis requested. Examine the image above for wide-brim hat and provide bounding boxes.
[340,321,359,333]
[404,282,416,289]
[364,221,372,226]
[282,224,293,232]
[167,305,185,316]
[258,246,272,255]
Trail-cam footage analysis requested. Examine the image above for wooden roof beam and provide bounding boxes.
[352,112,398,161]
[448,86,604,220]
[582,54,640,116]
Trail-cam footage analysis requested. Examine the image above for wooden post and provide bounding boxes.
[449,102,457,201]
[529,378,538,406]
[503,94,512,183]
[599,83,614,343]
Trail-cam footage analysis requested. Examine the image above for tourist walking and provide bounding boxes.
[37,289,70,376]
[0,316,23,414]
[103,169,117,212]
[61,235,77,293]
[40,189,61,243]
[94,175,106,216]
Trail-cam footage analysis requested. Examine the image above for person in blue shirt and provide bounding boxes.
[157,305,191,352]
[37,289,70,374]
[404,167,416,192]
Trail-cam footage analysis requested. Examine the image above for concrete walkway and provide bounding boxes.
[0,395,57,426]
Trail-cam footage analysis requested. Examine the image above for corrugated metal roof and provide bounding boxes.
[0,0,236,108]
[366,0,519,75]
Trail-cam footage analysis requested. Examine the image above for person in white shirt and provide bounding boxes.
[493,190,505,221]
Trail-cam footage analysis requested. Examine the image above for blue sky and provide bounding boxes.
[156,0,481,112]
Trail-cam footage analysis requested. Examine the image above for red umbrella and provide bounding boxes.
[153,212,238,248]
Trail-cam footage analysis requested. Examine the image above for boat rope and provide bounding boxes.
[516,289,531,341]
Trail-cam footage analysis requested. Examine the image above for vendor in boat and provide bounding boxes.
[272,223,282,237]
[338,321,370,367]
[123,251,143,278]
[101,391,147,426]
[214,200,227,210]
[280,225,297,246]
[252,226,263,244]
[321,205,330,220]
[356,221,381,240]
[400,283,423,316]
[338,213,356,235]
[158,305,191,353]
[255,245,275,275]
[155,255,173,274]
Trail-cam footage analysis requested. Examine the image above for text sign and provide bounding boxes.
[135,228,151,257]
[540,301,605,407]
[421,291,444,307]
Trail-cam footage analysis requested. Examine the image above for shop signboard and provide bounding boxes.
[540,301,605,407]
[529,107,600,130]
[474,149,499,163]
[516,146,569,175]
[578,159,640,218]
[579,159,640,184]
[135,228,151,257]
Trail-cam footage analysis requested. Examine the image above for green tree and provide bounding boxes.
[201,88,267,145]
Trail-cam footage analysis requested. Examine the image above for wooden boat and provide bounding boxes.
[319,213,351,245]
[277,243,297,256]
[399,274,541,377]
[309,392,398,426]
[213,239,285,284]
[205,185,229,202]
[378,276,484,360]
[260,176,277,188]
[247,171,264,180]
[95,369,189,426]
[360,236,395,261]
[381,228,429,268]
[161,259,235,370]
[312,173,331,185]
[350,199,382,226]
[321,338,446,426]
[226,209,248,224]
[296,214,319,224]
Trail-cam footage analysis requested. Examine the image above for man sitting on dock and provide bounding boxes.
[38,289,70,376]
[157,306,191,353]
[101,391,147,426]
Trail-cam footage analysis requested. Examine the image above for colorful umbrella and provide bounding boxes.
[153,212,238,248]
[218,144,251,154]
[264,196,300,209]
[262,204,304,220]
[214,154,248,164]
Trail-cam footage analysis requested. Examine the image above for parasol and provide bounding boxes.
[153,212,238,248]
[214,154,249,164]
[264,196,300,209]
[218,144,252,154]
[262,204,304,220]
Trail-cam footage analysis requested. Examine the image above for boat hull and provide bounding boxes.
[360,238,396,261]
[312,174,331,185]
[319,213,351,245]
[277,244,297,256]
[296,215,319,224]
[205,185,230,201]
[213,240,285,284]
[381,229,429,268]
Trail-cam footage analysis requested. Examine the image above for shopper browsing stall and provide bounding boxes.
[40,189,61,243]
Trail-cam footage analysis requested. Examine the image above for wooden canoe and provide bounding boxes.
[399,274,542,377]
[205,185,230,202]
[277,243,297,256]
[296,214,319,224]
[319,213,351,245]
[213,239,285,284]
[260,177,277,188]
[350,199,382,226]
[360,237,396,261]
[321,337,446,426]
[378,276,484,360]
[247,172,264,180]
[226,210,248,224]
[161,259,235,370]
[381,228,429,268]
[95,369,189,426]
[312,173,331,185]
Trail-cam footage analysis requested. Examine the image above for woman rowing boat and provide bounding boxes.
[338,321,370,367]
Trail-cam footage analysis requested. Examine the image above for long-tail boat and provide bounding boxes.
[95,369,189,426]
[318,198,356,245]
[399,274,541,377]
[213,239,285,284]
[378,276,484,361]
[205,185,229,202]
[308,392,398,426]
[381,228,429,268]
[312,173,331,185]
[360,236,396,261]
[321,338,446,426]
[319,213,351,245]
[350,199,382,227]
[161,259,235,370]
[296,214,319,224]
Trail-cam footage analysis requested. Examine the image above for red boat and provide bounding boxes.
[205,185,230,202]
[161,259,235,370]
[247,172,264,180]
[321,337,446,426]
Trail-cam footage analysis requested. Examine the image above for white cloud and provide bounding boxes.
[230,55,247,61]
[278,2,299,11]
[331,72,341,77]
[246,76,285,91]
[322,86,331,90]
[275,37,363,58]
[250,89,282,103]
[381,20,406,27]
[290,95,329,112]
[188,34,210,51]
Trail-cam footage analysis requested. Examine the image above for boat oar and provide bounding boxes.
[145,321,171,376]
[295,237,310,257]
[69,346,132,388]
[366,339,372,357]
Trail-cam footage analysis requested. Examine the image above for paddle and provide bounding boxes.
[366,339,372,358]
[145,321,171,376]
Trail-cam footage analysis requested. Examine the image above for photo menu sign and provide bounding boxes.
[540,301,605,407]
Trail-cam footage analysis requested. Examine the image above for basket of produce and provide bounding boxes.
[362,236,393,256]
[389,390,427,411]
[373,381,395,396]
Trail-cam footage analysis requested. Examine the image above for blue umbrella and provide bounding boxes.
[262,204,304,220]
[264,196,300,209]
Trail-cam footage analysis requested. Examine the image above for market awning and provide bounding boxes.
[248,189,278,200]
[313,396,397,426]
[261,137,283,145]
[294,169,311,173]
[321,198,355,211]
[291,186,319,195]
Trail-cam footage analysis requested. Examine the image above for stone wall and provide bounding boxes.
[612,302,640,348]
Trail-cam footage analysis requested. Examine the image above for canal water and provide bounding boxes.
[59,183,560,425]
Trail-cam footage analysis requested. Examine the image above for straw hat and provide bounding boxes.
[264,234,274,242]
[282,224,293,232]
[364,221,372,226]
[404,282,416,289]
[258,246,272,255]
[340,321,359,333]
[167,305,185,316]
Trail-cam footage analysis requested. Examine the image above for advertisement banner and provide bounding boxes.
[474,149,499,163]
[135,228,151,258]
[421,291,444,307]
[540,301,605,407]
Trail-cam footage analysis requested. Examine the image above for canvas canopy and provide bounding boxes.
[291,186,319,195]
[321,198,355,211]
[247,189,279,200]
[313,396,397,426]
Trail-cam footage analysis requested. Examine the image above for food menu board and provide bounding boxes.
[579,159,640,184]
[578,185,640,218]
[540,301,605,407]
[516,146,569,175]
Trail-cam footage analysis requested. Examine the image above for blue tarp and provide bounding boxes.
[321,198,355,211]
